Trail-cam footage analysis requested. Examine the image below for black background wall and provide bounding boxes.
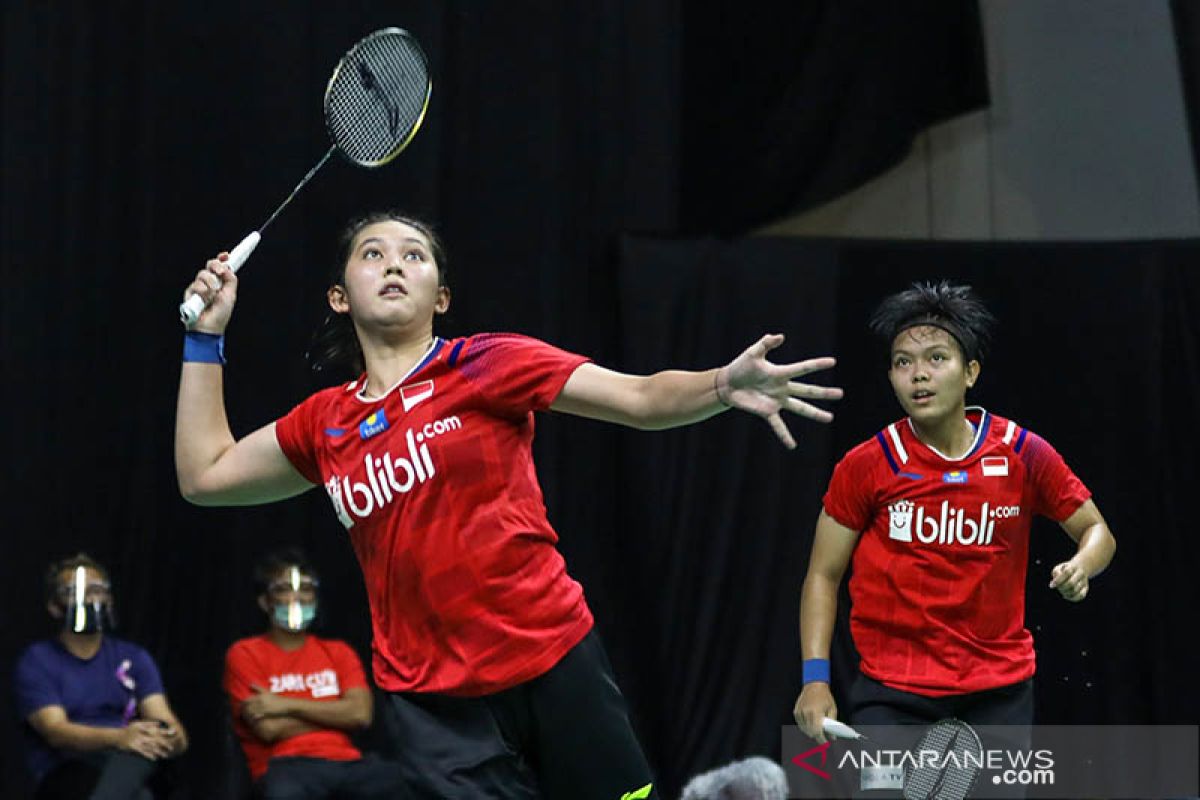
[3,3,1195,798]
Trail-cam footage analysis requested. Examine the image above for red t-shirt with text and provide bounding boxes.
[224,635,367,780]
[823,409,1090,696]
[275,334,594,696]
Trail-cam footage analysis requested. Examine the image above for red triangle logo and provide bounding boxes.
[792,741,832,780]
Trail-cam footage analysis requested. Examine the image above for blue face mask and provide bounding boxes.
[272,602,317,632]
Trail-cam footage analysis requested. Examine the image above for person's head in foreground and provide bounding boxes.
[679,756,789,800]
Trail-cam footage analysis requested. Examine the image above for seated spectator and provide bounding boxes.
[14,553,188,800]
[224,548,402,799]
[679,756,789,800]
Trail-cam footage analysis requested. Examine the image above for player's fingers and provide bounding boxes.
[748,333,785,359]
[766,414,796,450]
[780,356,837,379]
[184,278,214,304]
[197,270,222,292]
[798,706,817,737]
[787,380,844,402]
[786,397,834,423]
[793,697,807,728]
[210,259,239,284]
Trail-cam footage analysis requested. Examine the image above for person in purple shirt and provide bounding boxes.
[14,553,188,800]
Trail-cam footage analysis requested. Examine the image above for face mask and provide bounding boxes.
[62,600,117,634]
[273,601,317,632]
[58,566,115,634]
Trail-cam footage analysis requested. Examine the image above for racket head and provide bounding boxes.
[902,718,984,800]
[324,27,432,168]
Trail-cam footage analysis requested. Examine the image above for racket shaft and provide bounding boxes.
[179,231,261,324]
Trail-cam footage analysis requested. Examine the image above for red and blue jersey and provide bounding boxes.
[823,408,1090,696]
[275,334,593,696]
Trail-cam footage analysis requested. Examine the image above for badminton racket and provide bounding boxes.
[902,718,984,800]
[180,26,432,325]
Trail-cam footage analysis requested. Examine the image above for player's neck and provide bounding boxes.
[267,627,308,652]
[909,413,975,459]
[58,631,103,660]
[359,330,437,399]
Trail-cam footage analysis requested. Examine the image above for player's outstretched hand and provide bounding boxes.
[182,254,239,333]
[716,334,843,449]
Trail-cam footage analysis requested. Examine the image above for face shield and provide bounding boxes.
[57,566,116,634]
[267,566,319,632]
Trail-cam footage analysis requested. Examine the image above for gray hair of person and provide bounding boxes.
[679,756,789,800]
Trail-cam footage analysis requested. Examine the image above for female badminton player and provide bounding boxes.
[176,211,842,800]
[793,281,1115,743]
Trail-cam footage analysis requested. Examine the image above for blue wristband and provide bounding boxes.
[802,658,831,684]
[183,331,226,364]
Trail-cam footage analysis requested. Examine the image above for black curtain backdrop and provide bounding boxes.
[6,3,1194,799]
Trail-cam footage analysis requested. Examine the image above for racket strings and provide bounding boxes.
[903,722,982,800]
[327,33,429,165]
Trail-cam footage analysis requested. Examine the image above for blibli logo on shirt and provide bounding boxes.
[325,415,464,528]
[886,499,1020,546]
[359,409,389,440]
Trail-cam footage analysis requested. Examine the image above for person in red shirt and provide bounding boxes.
[175,210,842,800]
[793,281,1116,744]
[223,548,401,799]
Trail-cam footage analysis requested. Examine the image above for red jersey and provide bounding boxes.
[275,334,594,696]
[822,408,1090,697]
[224,634,367,780]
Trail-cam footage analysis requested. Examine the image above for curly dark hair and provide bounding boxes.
[869,281,996,363]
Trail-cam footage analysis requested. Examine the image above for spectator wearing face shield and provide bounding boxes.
[223,548,401,799]
[13,553,188,800]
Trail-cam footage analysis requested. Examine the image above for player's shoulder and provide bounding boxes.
[438,332,547,366]
[833,421,906,476]
[978,409,1046,457]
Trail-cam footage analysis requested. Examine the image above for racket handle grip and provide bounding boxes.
[179,231,261,325]
[822,718,865,740]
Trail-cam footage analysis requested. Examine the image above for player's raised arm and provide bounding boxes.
[551,334,842,449]
[175,255,313,506]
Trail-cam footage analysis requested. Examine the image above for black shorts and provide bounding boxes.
[378,630,657,800]
[258,755,405,800]
[847,672,1034,752]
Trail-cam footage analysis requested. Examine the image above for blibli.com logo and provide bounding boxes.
[887,499,1019,546]
[324,416,463,528]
